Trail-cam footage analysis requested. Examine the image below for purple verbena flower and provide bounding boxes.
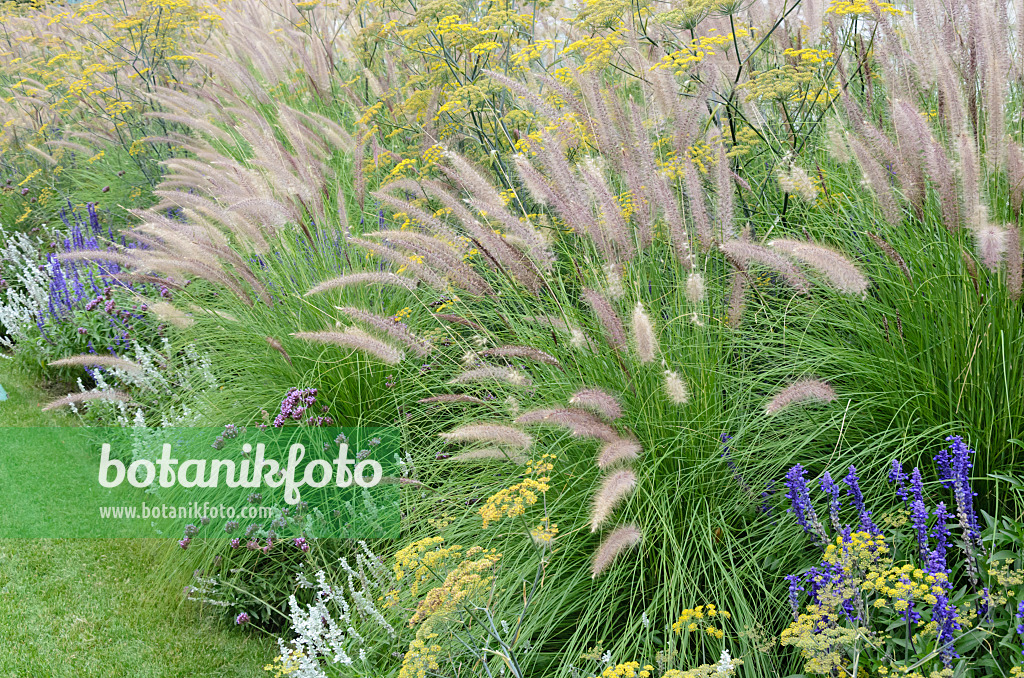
[235,612,250,625]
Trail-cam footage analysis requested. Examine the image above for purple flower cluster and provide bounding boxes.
[784,464,827,544]
[294,537,310,553]
[842,466,878,534]
[235,612,250,625]
[819,471,842,532]
[272,387,333,427]
[940,435,982,546]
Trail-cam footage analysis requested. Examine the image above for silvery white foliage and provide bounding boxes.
[284,571,358,672]
[277,545,397,675]
[0,227,51,348]
[339,555,396,637]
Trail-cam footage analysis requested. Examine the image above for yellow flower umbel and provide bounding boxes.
[479,454,554,528]
[672,604,731,639]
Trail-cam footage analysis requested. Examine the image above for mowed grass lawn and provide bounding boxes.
[0,359,274,678]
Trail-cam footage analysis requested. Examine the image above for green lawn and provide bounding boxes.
[0,359,274,678]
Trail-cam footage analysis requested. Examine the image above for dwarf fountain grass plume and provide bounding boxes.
[515,408,620,442]
[720,240,810,294]
[847,135,902,226]
[49,354,145,375]
[305,273,418,296]
[683,156,715,252]
[768,239,869,296]
[265,337,292,365]
[42,390,133,411]
[1007,226,1023,300]
[418,394,490,405]
[433,314,485,332]
[333,306,433,357]
[592,524,642,578]
[973,223,1008,272]
[449,366,532,388]
[777,158,818,203]
[346,237,449,293]
[663,369,690,405]
[361,230,493,297]
[439,423,533,449]
[727,268,747,328]
[597,437,642,469]
[765,379,836,415]
[591,469,638,532]
[630,302,658,364]
[148,301,194,329]
[569,388,623,420]
[583,288,627,353]
[291,328,405,365]
[480,346,561,367]
[685,272,706,305]
[866,233,913,283]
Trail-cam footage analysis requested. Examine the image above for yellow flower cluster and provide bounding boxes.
[262,649,305,677]
[588,661,654,678]
[672,604,731,638]
[398,639,443,678]
[408,547,501,626]
[393,537,465,596]
[825,0,906,16]
[479,477,549,528]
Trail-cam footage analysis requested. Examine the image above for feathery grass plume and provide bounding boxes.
[1007,142,1024,215]
[418,394,490,405]
[598,438,642,468]
[363,231,493,297]
[591,469,637,532]
[630,302,658,363]
[291,328,405,365]
[42,390,132,411]
[714,144,735,240]
[433,314,484,331]
[682,156,714,251]
[149,301,195,329]
[866,233,913,282]
[765,379,837,415]
[663,370,690,405]
[439,423,533,449]
[848,136,902,226]
[480,346,561,367]
[49,355,145,375]
[347,237,449,292]
[305,273,417,296]
[577,158,634,261]
[265,337,292,365]
[974,224,1008,272]
[685,273,706,305]
[720,240,810,294]
[334,306,433,357]
[583,289,627,352]
[515,408,619,442]
[449,366,532,388]
[769,239,869,296]
[569,388,624,420]
[776,160,819,202]
[591,524,642,578]
[449,448,528,464]
[727,268,747,328]
[1006,226,1022,300]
